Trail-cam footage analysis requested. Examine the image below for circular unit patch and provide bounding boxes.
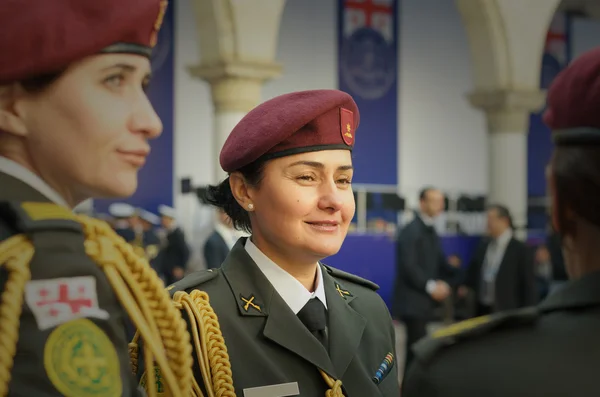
[44,318,122,397]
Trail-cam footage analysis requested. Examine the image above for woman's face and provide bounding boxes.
[245,149,355,265]
[0,53,162,205]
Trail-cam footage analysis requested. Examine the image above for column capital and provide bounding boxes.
[190,60,283,113]
[468,89,547,133]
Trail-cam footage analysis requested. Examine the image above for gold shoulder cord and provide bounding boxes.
[133,290,345,397]
[0,204,193,397]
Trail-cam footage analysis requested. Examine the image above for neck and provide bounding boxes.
[564,225,600,279]
[250,235,319,292]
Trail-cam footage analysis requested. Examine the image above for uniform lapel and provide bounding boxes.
[221,239,336,377]
[322,266,367,380]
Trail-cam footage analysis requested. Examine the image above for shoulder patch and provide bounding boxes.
[166,269,219,297]
[0,201,81,234]
[322,264,379,291]
[413,307,539,365]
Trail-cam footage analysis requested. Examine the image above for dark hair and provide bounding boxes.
[487,204,514,229]
[19,71,63,93]
[419,186,437,201]
[204,159,268,234]
[550,146,600,237]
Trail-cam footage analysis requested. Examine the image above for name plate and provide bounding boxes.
[243,382,300,397]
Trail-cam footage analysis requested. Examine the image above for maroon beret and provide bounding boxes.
[220,89,360,173]
[0,0,168,84]
[543,46,600,145]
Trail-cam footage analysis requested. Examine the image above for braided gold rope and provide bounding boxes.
[174,290,235,397]
[78,215,193,397]
[0,215,193,397]
[320,370,345,397]
[0,236,34,397]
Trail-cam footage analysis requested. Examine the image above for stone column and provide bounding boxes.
[455,0,561,238]
[189,0,287,183]
[469,90,546,238]
[190,62,282,182]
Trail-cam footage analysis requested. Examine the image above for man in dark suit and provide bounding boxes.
[392,187,458,376]
[458,205,537,316]
[203,209,238,269]
[156,205,190,285]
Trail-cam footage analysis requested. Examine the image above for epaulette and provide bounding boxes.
[322,264,379,291]
[0,201,81,234]
[166,269,219,298]
[413,306,540,364]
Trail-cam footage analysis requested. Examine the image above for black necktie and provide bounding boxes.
[297,298,328,350]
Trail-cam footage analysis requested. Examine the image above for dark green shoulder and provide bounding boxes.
[166,269,219,297]
[413,307,540,364]
[0,200,81,234]
[322,263,379,291]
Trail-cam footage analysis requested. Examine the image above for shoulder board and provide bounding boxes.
[322,264,379,291]
[166,269,219,297]
[413,306,539,364]
[0,201,81,234]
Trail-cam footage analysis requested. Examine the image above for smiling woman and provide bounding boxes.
[0,1,192,397]
[164,89,400,397]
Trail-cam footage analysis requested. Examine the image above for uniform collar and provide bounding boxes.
[0,156,69,208]
[244,238,327,314]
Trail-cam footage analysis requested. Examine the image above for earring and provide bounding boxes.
[247,203,254,211]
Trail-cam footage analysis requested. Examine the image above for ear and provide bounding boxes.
[229,172,255,211]
[0,84,29,137]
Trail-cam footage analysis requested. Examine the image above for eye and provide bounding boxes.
[104,73,125,88]
[297,175,316,182]
[337,178,352,185]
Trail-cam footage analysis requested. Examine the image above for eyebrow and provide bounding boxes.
[102,63,152,78]
[287,160,353,171]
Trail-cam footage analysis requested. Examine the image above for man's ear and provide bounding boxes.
[229,172,255,211]
[0,84,29,137]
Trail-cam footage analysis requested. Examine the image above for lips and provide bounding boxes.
[117,149,150,167]
[305,220,340,232]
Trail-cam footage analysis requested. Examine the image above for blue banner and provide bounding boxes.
[338,0,398,185]
[94,1,175,215]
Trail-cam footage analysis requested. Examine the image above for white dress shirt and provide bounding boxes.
[244,238,328,314]
[480,228,513,305]
[0,156,69,207]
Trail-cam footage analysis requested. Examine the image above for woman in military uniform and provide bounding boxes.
[0,1,192,396]
[167,90,400,397]
[402,47,600,397]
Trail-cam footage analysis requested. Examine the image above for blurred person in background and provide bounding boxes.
[203,208,241,269]
[458,204,537,316]
[392,187,459,377]
[402,45,600,397]
[155,204,190,284]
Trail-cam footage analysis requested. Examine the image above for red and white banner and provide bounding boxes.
[344,0,394,41]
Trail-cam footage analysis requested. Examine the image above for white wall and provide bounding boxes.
[397,0,488,208]
[174,0,489,214]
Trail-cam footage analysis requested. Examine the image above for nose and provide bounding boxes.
[317,181,344,212]
[130,93,163,139]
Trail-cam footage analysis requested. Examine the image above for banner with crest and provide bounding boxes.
[338,0,399,185]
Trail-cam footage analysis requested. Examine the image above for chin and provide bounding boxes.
[98,173,138,198]
[308,240,344,259]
